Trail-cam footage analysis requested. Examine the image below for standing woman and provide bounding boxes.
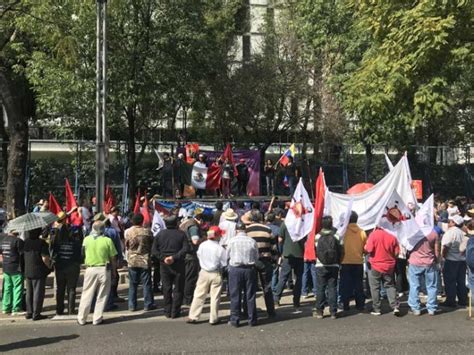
[222,157,234,199]
[51,212,83,315]
[23,228,51,320]
[264,160,275,196]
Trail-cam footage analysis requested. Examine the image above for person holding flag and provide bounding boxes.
[278,144,297,195]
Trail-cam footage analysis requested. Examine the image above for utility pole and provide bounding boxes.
[96,0,107,213]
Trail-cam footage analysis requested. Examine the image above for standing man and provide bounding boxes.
[407,228,441,315]
[236,159,249,196]
[365,227,400,316]
[77,221,117,326]
[339,212,367,311]
[152,215,189,318]
[23,228,51,321]
[125,213,155,312]
[50,212,82,316]
[227,221,259,327]
[273,223,305,312]
[0,231,24,316]
[194,154,207,199]
[161,153,174,198]
[179,211,203,305]
[314,216,342,319]
[284,157,297,196]
[246,211,277,317]
[187,226,227,325]
[441,215,468,307]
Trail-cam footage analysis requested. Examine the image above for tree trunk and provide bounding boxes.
[0,105,9,187]
[0,71,29,218]
[127,109,137,209]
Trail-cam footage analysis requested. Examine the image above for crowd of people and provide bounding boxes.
[0,196,473,327]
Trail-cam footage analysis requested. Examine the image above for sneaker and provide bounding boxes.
[439,301,456,308]
[11,311,26,316]
[393,308,400,317]
[410,309,421,316]
[370,311,382,316]
[144,305,157,312]
[398,293,404,298]
[302,294,310,299]
[312,310,323,319]
[330,313,338,319]
[186,318,198,324]
[293,307,302,314]
[32,314,48,321]
[2,310,11,315]
[274,300,281,308]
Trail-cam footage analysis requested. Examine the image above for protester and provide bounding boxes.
[365,226,400,316]
[273,223,305,312]
[284,156,297,195]
[313,216,342,319]
[152,215,189,318]
[194,154,207,199]
[24,228,51,320]
[395,247,409,297]
[461,220,474,303]
[187,226,227,325]
[264,159,275,196]
[179,211,204,305]
[212,201,224,226]
[246,210,277,317]
[103,216,124,310]
[219,208,238,248]
[50,212,82,315]
[340,211,367,311]
[221,157,234,198]
[236,159,249,196]
[125,213,155,312]
[77,221,117,325]
[227,221,259,327]
[0,231,24,316]
[407,228,440,316]
[161,152,174,198]
[441,215,468,307]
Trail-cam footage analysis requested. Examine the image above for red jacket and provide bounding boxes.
[365,228,399,274]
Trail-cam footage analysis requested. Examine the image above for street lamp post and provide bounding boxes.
[96,0,107,213]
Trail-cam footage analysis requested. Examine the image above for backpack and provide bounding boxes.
[466,238,474,269]
[316,232,341,265]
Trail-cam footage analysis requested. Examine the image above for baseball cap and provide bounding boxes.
[448,215,464,226]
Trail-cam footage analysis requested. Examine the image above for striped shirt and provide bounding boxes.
[246,223,277,260]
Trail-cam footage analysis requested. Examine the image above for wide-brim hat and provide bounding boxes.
[223,208,238,221]
[241,211,252,225]
[57,211,67,221]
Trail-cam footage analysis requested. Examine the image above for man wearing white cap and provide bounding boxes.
[441,214,468,307]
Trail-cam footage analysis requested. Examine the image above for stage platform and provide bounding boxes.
[153,195,292,204]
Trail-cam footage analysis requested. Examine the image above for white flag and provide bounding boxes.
[376,190,424,250]
[384,153,394,171]
[285,178,314,241]
[336,197,353,240]
[153,148,164,171]
[191,162,208,190]
[415,194,434,236]
[151,210,166,237]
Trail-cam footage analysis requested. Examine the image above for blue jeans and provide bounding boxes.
[340,264,365,309]
[288,176,296,196]
[228,266,257,326]
[408,264,438,313]
[301,262,317,296]
[273,257,304,307]
[443,260,468,305]
[128,267,154,310]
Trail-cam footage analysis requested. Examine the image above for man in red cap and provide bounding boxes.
[187,226,227,325]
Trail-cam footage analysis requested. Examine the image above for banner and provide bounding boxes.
[325,155,417,231]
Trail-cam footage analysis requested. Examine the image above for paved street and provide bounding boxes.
[0,286,472,354]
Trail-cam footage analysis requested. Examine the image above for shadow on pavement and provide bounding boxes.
[0,334,79,352]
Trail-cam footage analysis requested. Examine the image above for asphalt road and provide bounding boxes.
[0,297,472,354]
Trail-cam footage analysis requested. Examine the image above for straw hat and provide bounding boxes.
[222,208,238,221]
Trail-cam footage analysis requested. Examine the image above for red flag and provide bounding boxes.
[104,185,115,214]
[185,143,200,164]
[133,191,141,215]
[141,197,151,227]
[65,178,77,212]
[206,164,222,190]
[304,168,326,261]
[48,192,62,215]
[222,143,238,177]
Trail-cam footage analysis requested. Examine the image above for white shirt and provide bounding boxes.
[442,226,466,261]
[219,219,237,247]
[197,239,227,272]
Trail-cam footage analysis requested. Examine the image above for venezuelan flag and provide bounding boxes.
[278,144,296,166]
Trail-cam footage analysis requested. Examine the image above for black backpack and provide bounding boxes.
[317,232,341,265]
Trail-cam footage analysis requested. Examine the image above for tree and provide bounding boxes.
[0,1,35,217]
